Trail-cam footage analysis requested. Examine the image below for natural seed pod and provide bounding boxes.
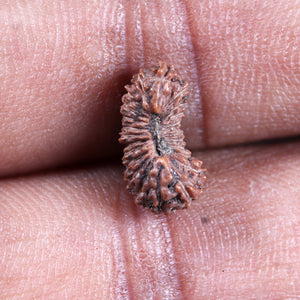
[119,61,206,213]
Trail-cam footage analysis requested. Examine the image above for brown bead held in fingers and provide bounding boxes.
[119,61,206,213]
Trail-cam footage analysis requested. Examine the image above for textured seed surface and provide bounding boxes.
[119,61,206,213]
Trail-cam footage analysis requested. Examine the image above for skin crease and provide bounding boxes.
[0,0,299,299]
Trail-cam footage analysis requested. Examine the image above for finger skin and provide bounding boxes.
[0,141,299,298]
[1,0,300,176]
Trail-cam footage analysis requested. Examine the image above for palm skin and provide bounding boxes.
[0,1,300,298]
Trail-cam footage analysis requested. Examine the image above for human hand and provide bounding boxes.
[1,1,299,298]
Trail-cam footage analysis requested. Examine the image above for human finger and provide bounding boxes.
[0,140,299,298]
[1,0,299,177]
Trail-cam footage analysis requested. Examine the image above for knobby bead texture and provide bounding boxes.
[119,62,206,213]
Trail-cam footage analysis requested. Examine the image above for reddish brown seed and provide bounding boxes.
[119,61,206,213]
